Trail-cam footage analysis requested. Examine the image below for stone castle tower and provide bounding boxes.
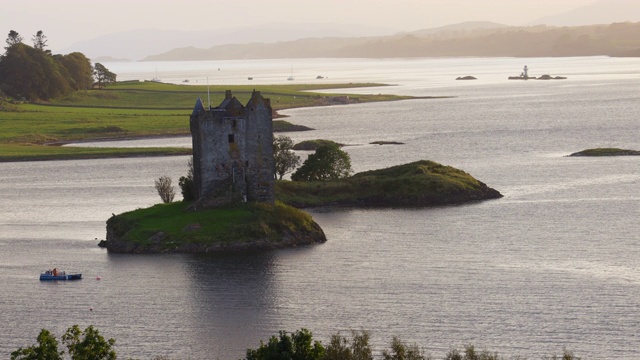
[190,90,274,206]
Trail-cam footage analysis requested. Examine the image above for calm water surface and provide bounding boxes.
[1,57,639,359]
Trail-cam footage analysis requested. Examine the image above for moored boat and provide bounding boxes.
[40,268,82,281]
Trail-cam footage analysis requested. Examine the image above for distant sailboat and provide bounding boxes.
[287,65,294,81]
[151,67,161,82]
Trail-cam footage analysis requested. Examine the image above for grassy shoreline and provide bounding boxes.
[105,201,327,253]
[0,81,436,162]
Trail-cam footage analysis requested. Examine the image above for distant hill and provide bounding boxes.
[409,21,508,37]
[61,23,397,61]
[531,0,640,26]
[92,56,132,63]
[143,21,640,61]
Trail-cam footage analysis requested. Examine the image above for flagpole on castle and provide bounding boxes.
[207,76,211,109]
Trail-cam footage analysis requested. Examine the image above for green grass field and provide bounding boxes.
[0,81,416,162]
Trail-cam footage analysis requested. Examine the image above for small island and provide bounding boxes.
[508,65,567,80]
[293,139,343,151]
[370,141,404,146]
[105,202,326,254]
[456,76,477,80]
[273,120,314,132]
[276,160,502,208]
[568,148,640,157]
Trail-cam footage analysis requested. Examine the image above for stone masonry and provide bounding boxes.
[190,90,274,206]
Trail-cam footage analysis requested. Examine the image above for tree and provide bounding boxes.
[10,329,63,360]
[246,329,325,360]
[291,144,352,181]
[273,135,301,180]
[179,156,196,201]
[56,52,93,90]
[0,42,72,100]
[61,325,116,360]
[32,30,48,52]
[155,175,175,203]
[93,63,117,88]
[5,30,23,50]
[324,330,373,360]
[381,336,426,360]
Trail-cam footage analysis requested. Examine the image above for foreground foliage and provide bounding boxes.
[245,329,582,360]
[14,326,583,360]
[11,325,115,360]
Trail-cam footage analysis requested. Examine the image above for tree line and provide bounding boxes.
[12,326,582,360]
[0,30,116,101]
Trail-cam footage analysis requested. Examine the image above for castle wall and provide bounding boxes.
[190,91,274,205]
[245,94,275,203]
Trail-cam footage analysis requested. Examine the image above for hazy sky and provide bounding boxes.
[0,0,614,51]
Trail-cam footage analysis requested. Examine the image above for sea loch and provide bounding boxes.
[1,57,639,359]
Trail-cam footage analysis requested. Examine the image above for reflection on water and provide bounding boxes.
[1,58,640,358]
[184,253,280,359]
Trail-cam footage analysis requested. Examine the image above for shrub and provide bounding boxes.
[179,157,196,201]
[155,175,175,203]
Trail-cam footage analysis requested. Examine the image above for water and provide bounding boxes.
[2,57,640,359]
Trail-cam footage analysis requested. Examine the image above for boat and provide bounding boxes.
[40,268,82,281]
[287,65,294,81]
[150,67,161,82]
[247,77,253,80]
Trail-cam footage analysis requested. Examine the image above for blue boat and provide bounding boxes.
[40,269,82,281]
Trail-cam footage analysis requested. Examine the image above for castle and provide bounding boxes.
[189,90,274,206]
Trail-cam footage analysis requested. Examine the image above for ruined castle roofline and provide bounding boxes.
[191,91,272,119]
[247,90,272,111]
[191,97,206,116]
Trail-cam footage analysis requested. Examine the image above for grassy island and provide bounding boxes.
[292,139,343,151]
[276,160,503,208]
[0,81,422,162]
[105,201,326,254]
[569,148,640,157]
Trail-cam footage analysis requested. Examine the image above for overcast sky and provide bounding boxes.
[0,0,622,51]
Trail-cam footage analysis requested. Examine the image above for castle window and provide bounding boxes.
[232,119,237,129]
[228,134,235,143]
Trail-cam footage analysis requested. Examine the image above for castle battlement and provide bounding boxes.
[190,90,274,206]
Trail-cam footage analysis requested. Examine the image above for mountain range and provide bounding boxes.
[65,0,640,61]
[140,21,640,61]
